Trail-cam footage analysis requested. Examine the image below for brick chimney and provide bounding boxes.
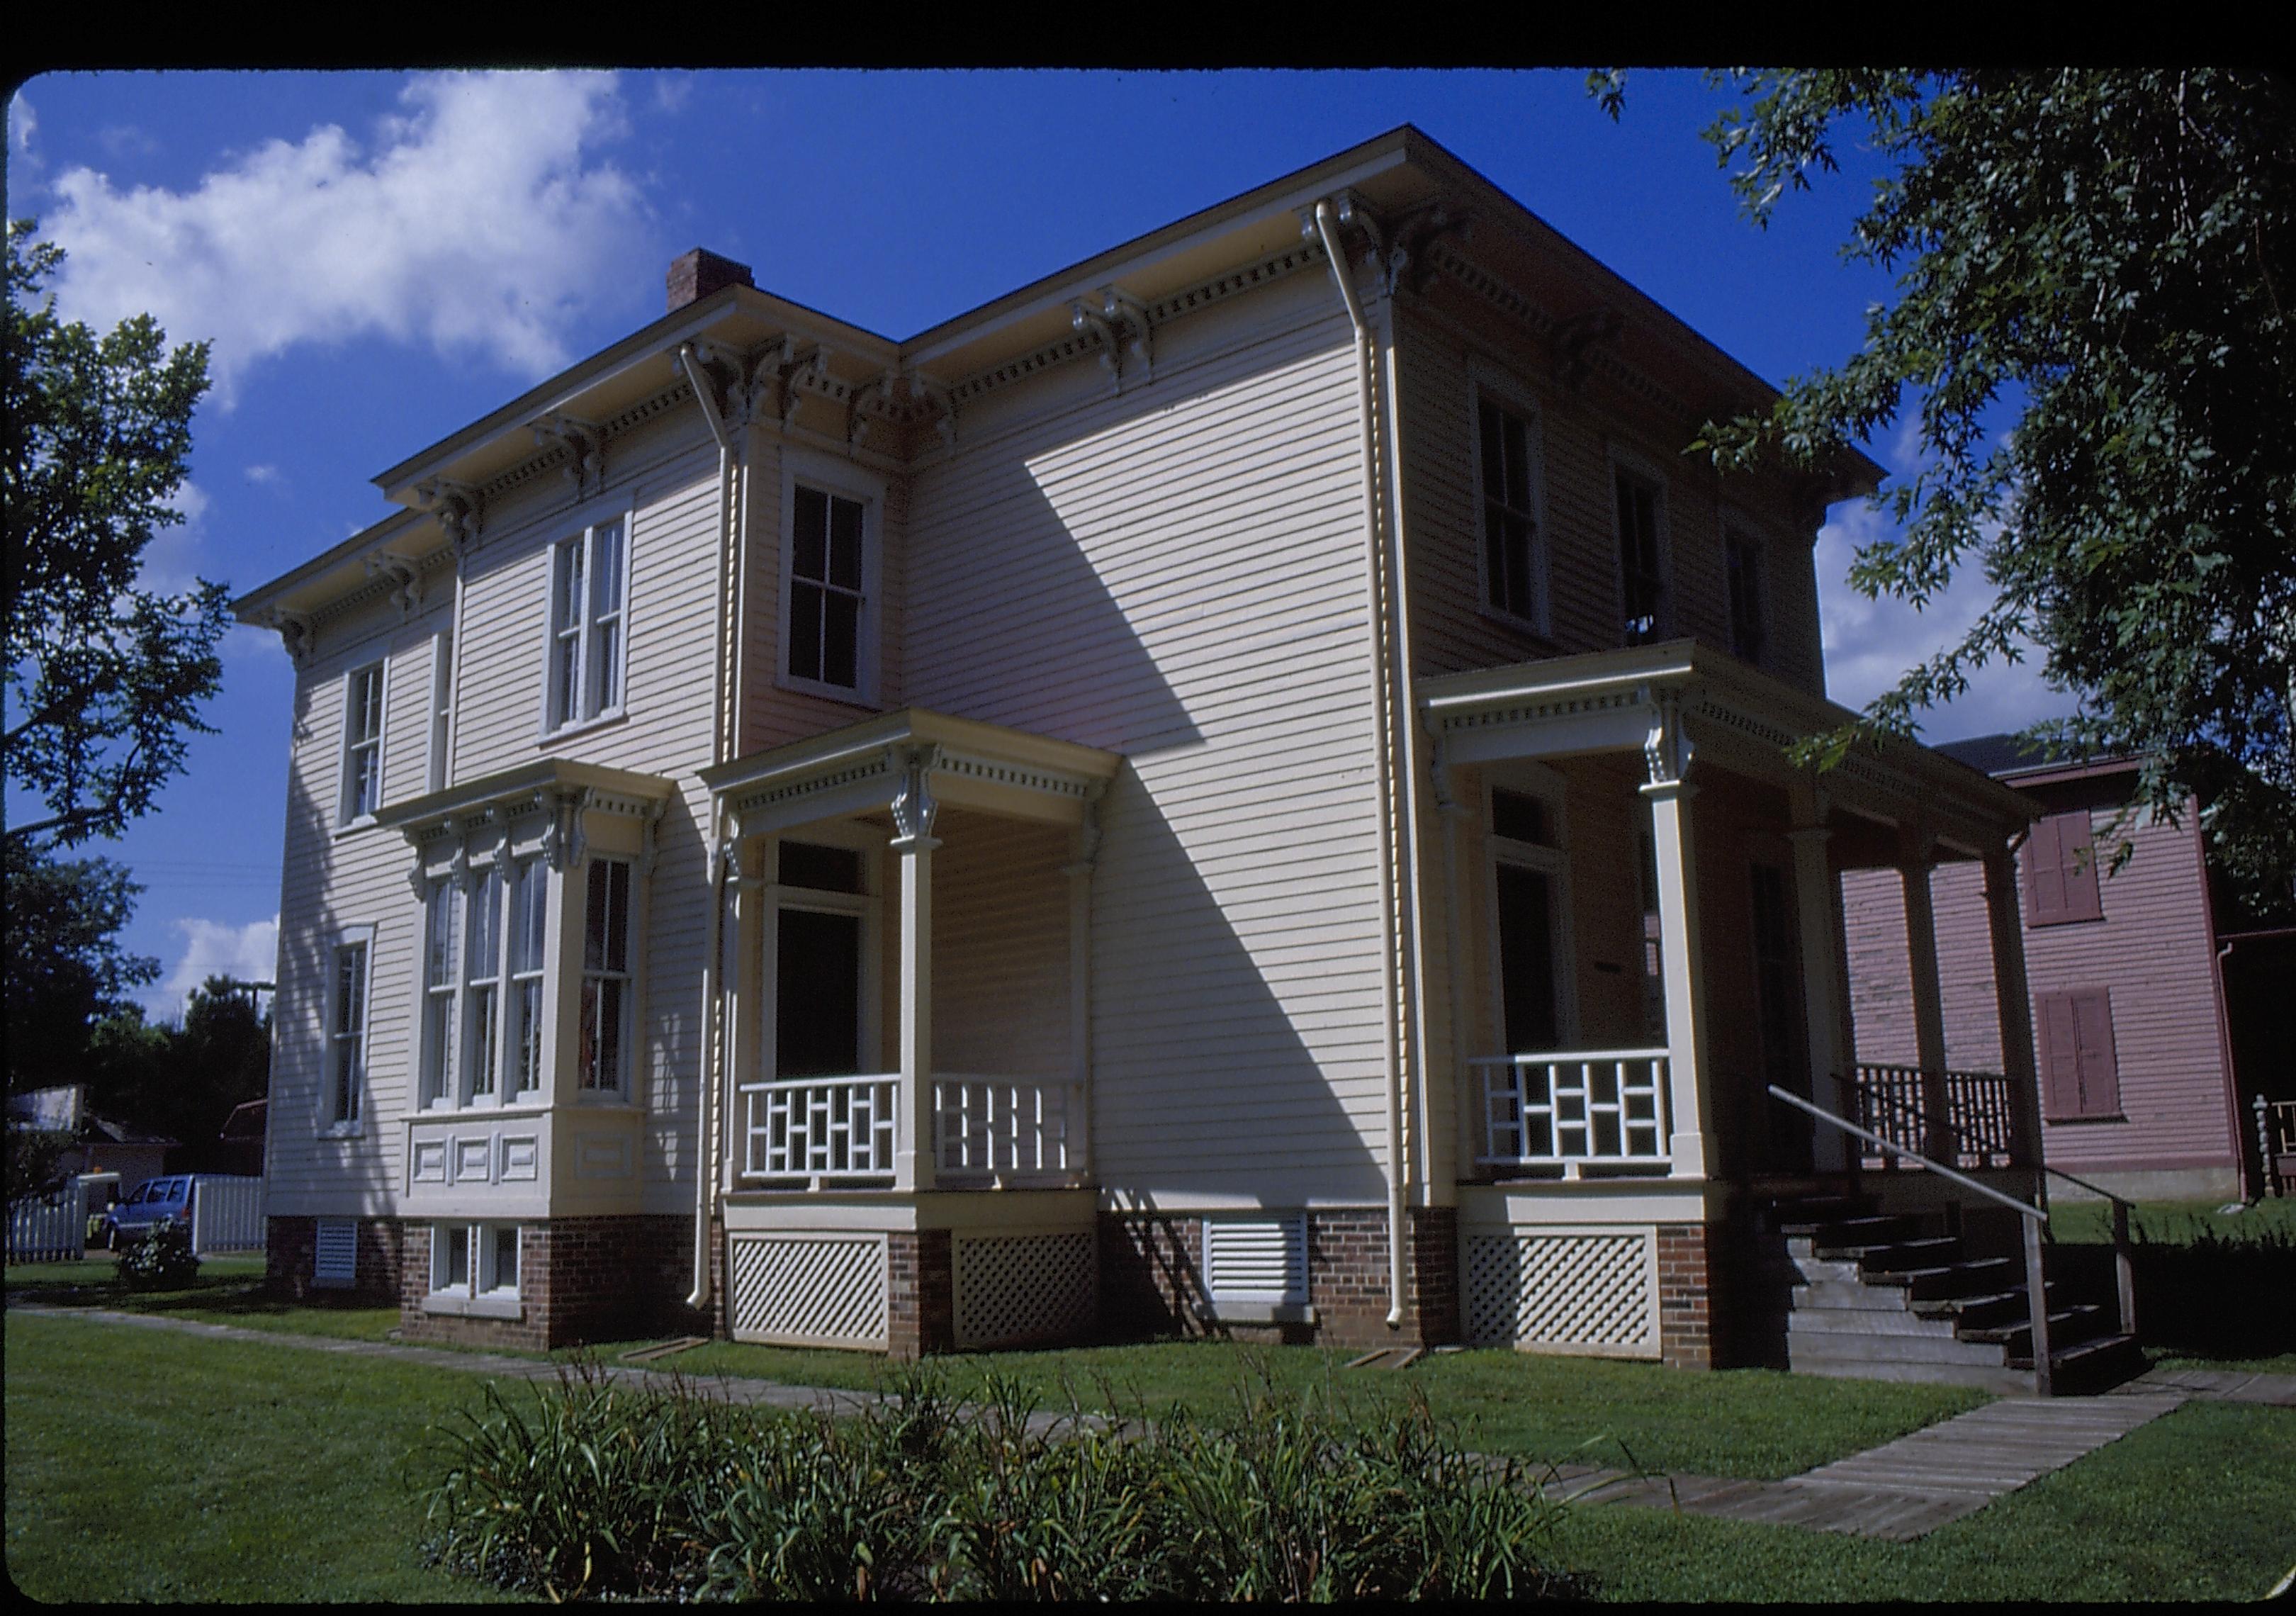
[667,248,754,313]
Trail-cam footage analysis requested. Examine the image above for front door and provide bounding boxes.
[776,908,862,1076]
[1748,860,1812,1173]
[1496,863,1560,1054]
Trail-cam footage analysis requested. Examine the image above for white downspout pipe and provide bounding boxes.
[1314,200,1409,1330]
[680,341,737,1313]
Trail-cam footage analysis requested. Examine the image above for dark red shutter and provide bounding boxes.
[2070,988,2120,1116]
[2025,817,2065,923]
[2057,814,2103,922]
[2035,991,2083,1118]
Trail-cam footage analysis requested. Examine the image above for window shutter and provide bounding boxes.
[2070,988,2120,1116]
[2056,814,2103,922]
[2035,992,2084,1120]
[2025,817,2064,922]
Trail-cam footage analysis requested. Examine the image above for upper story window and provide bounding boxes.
[1725,527,1766,666]
[426,632,454,793]
[548,517,628,731]
[787,484,867,692]
[339,661,386,825]
[1478,395,1546,632]
[2025,810,2104,925]
[1614,464,1667,646]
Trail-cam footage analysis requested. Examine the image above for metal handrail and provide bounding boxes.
[1769,1083,2060,1396]
[2032,1162,2139,1337]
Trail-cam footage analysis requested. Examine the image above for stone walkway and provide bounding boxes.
[12,1304,2287,1542]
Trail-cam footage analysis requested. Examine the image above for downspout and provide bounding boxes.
[680,341,737,1312]
[1313,200,1409,1330]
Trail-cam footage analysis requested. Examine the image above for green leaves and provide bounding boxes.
[4,217,225,853]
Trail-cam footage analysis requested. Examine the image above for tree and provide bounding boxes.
[1594,70,2296,909]
[86,977,270,1172]
[4,217,226,851]
[3,838,158,1091]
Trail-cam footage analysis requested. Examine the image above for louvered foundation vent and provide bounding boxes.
[1204,1215,1310,1314]
[1463,1227,1660,1358]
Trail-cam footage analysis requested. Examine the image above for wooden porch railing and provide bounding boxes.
[737,1073,1088,1189]
[1470,1049,1672,1177]
[2256,1096,2296,1197]
[1850,1062,2022,1170]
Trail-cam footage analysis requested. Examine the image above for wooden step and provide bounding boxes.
[1960,1301,2115,1353]
[1865,1256,2018,1300]
[1852,1236,1966,1273]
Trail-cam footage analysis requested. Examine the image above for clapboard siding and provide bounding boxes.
[930,810,1070,1082]
[1842,798,2239,1174]
[905,298,1390,1201]
[1391,300,1826,695]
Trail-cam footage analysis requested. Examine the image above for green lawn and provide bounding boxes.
[2042,1196,2296,1373]
[4,1310,523,1602]
[9,1307,2290,1603]
[6,1254,402,1343]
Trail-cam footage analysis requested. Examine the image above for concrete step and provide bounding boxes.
[1788,1354,2040,1396]
[1785,1306,1963,1340]
[1788,1319,2013,1367]
[1794,1279,1925,1313]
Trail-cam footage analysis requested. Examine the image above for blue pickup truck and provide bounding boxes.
[101,1175,195,1249]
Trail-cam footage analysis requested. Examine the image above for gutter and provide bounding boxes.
[1312,198,1411,1332]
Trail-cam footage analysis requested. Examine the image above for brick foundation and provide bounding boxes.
[1657,1222,1721,1370]
[886,1228,954,1359]
[1096,1205,1461,1349]
[395,1214,699,1351]
[266,1215,403,1303]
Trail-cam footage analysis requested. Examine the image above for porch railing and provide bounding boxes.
[741,1073,900,1186]
[1470,1049,1672,1177]
[934,1077,1088,1185]
[1850,1062,2021,1170]
[737,1073,1088,1189]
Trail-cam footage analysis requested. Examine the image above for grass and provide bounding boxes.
[6,1253,401,1342]
[2041,1195,2296,1373]
[2044,1194,2296,1246]
[3,1309,524,1602]
[1546,1398,2296,1602]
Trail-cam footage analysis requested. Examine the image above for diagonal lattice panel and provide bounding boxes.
[1465,1230,1656,1355]
[953,1232,1096,1350]
[729,1233,888,1350]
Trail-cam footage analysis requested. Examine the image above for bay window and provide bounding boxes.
[580,857,632,1092]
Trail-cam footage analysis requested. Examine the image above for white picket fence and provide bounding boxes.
[189,1176,266,1255]
[7,1183,86,1262]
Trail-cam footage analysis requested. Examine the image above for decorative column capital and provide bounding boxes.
[1638,688,1696,796]
[889,744,941,851]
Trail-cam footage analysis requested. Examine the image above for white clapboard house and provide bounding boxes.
[237,127,2052,1371]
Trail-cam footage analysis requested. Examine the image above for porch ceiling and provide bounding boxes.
[1420,641,2038,860]
[702,707,1122,839]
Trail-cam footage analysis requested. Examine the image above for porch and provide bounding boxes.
[699,709,1120,1355]
[1421,643,2047,1364]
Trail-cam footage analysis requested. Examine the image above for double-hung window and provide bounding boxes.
[340,661,385,824]
[463,866,502,1101]
[1614,466,1667,646]
[787,484,867,692]
[1478,395,1545,630]
[1725,527,1766,666]
[580,858,632,1092]
[330,939,370,1128]
[548,517,627,730]
[508,858,548,1095]
[420,882,457,1108]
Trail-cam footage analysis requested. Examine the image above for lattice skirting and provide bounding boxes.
[1463,1226,1660,1359]
[953,1230,1096,1350]
[728,1233,889,1350]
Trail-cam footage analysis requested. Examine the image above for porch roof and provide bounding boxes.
[1420,641,2038,860]
[702,707,1122,839]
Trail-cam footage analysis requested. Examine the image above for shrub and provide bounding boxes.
[117,1218,199,1291]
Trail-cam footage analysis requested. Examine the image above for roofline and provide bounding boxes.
[229,506,435,623]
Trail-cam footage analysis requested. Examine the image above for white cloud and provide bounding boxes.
[1816,500,2061,744]
[41,72,653,401]
[652,74,694,114]
[134,478,213,594]
[152,914,279,1017]
[244,463,281,485]
[8,89,33,156]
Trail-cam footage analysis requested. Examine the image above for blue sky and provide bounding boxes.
[4,69,2056,1019]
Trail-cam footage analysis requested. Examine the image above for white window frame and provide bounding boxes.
[1721,512,1770,669]
[323,926,377,1135]
[506,856,548,1098]
[338,658,388,828]
[1466,366,1552,639]
[418,877,458,1111]
[461,861,505,1106]
[777,450,884,706]
[427,1221,522,1301]
[1483,764,1579,1055]
[1608,447,1672,648]
[540,499,635,738]
[578,855,636,1095]
[425,630,454,793]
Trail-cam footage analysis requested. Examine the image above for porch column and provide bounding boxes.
[1898,848,1954,1162]
[1061,792,1103,1182]
[1641,701,1713,1179]
[1983,847,2046,1172]
[891,748,940,1193]
[1786,824,1850,1172]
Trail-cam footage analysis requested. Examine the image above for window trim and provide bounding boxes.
[755,826,884,1089]
[425,629,454,794]
[1482,763,1578,1055]
[537,495,637,738]
[578,855,636,1096]
[1608,446,1672,648]
[460,859,507,1106]
[1465,366,1553,640]
[322,926,377,1136]
[425,1221,522,1317]
[507,855,548,1099]
[337,658,388,829]
[777,449,886,707]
